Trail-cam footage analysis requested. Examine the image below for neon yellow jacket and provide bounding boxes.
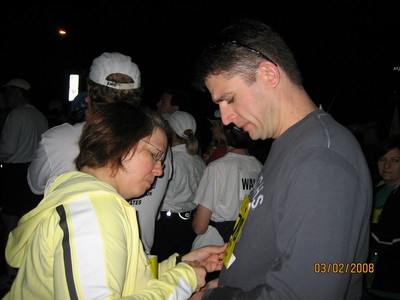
[5,171,197,299]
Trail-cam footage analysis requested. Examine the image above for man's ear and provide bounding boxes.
[258,61,280,88]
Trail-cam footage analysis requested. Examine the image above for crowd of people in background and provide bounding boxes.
[0,18,399,300]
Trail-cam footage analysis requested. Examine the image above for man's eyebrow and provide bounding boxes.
[214,92,233,103]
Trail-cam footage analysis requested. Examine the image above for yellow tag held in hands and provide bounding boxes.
[223,194,251,268]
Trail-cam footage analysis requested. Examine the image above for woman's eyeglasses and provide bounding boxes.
[141,139,165,162]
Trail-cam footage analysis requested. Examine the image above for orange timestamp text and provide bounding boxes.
[314,263,374,274]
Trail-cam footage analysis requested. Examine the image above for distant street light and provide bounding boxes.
[58,29,67,36]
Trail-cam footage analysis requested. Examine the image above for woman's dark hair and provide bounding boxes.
[375,136,400,161]
[76,102,166,172]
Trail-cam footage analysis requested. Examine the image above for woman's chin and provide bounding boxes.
[122,189,144,200]
[122,182,153,200]
[137,183,152,197]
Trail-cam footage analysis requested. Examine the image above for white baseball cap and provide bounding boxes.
[89,52,141,89]
[164,111,197,139]
[1,78,31,91]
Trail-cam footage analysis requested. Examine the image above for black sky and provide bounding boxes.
[1,1,400,133]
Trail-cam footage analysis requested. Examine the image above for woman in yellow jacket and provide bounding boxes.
[4,102,225,300]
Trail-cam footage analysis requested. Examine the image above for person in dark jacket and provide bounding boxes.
[365,136,400,299]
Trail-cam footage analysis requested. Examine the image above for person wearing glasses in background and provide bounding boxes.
[191,18,372,300]
[364,136,400,299]
[4,102,227,299]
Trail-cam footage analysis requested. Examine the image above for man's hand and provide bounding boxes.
[202,278,219,290]
[182,244,227,272]
[189,278,219,299]
[189,290,206,300]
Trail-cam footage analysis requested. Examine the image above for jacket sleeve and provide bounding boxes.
[125,263,197,300]
[54,196,198,300]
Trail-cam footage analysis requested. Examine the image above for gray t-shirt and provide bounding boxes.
[205,110,372,300]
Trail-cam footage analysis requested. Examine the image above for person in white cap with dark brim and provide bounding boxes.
[86,52,141,106]
[152,111,206,261]
[27,52,173,255]
[0,77,48,266]
[0,78,32,92]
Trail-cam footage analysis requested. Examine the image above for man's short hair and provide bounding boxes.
[194,18,302,90]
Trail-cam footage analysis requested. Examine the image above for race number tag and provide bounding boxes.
[223,194,251,268]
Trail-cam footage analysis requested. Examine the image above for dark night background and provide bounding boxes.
[1,1,400,143]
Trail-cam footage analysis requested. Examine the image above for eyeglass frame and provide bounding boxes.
[229,40,278,67]
[141,139,165,163]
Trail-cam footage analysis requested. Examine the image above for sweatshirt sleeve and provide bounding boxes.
[125,262,197,300]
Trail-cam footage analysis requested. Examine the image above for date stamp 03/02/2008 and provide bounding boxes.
[314,263,374,274]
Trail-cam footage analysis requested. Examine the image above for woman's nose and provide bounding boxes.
[153,161,164,177]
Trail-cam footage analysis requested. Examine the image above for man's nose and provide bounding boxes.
[219,105,235,125]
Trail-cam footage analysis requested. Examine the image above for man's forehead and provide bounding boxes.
[206,74,238,103]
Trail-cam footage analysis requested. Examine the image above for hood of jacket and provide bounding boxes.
[6,171,120,267]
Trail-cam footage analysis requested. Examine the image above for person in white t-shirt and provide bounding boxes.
[26,52,173,254]
[0,78,48,232]
[192,124,262,250]
[152,111,206,261]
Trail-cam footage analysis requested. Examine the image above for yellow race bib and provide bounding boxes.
[223,194,251,268]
